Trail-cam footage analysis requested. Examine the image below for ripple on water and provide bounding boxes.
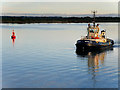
[2,23,118,88]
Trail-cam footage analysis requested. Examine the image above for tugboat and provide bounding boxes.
[75,11,114,51]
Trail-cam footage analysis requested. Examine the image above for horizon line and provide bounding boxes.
[1,13,118,17]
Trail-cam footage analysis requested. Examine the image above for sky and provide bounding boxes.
[1,0,120,2]
[1,2,119,16]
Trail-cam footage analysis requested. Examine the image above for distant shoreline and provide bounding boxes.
[0,16,120,24]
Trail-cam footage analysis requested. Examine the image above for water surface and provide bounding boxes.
[2,23,118,88]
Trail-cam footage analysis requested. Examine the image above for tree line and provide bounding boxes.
[0,16,120,24]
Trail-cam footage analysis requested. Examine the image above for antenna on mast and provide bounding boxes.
[91,10,97,27]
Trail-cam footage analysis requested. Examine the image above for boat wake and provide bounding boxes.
[113,44,120,48]
[113,42,120,48]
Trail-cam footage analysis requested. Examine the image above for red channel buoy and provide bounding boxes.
[11,30,16,39]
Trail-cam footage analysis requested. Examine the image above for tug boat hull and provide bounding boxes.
[76,45,113,57]
[76,39,114,51]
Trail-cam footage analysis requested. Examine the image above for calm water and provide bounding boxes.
[2,23,119,88]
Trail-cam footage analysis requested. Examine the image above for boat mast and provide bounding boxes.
[92,10,97,27]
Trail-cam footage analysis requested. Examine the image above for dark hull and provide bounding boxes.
[76,39,114,51]
[76,45,113,57]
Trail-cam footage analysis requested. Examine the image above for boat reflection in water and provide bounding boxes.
[76,47,113,71]
[76,47,113,85]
